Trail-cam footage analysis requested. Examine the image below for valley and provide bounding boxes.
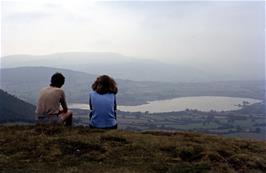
[71,102,266,140]
[1,67,264,106]
[1,66,265,140]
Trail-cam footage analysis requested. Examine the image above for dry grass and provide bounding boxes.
[0,125,265,173]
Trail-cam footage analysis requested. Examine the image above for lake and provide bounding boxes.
[69,96,262,113]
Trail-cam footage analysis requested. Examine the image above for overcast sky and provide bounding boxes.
[1,0,265,66]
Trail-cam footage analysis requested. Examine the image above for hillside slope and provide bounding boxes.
[0,125,265,173]
[0,90,35,122]
[1,67,264,106]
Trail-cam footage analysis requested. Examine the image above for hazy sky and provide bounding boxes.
[1,0,265,65]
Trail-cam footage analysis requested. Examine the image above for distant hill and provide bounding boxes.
[0,66,98,104]
[2,52,263,82]
[0,125,265,173]
[1,67,264,106]
[0,89,35,123]
[0,52,213,82]
[1,52,132,67]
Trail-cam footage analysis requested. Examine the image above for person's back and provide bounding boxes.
[35,72,73,126]
[36,86,65,115]
[89,75,118,129]
[89,91,116,128]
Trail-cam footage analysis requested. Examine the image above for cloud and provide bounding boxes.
[1,0,264,75]
[43,3,61,9]
[4,11,52,22]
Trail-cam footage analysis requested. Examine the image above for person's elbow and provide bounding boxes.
[62,107,68,113]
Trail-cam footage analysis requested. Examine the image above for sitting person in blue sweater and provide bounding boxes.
[89,75,118,129]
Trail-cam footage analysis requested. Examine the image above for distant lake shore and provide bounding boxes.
[69,96,262,113]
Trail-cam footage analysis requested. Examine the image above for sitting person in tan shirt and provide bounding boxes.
[36,73,73,126]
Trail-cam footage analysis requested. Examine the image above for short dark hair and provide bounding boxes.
[92,75,118,95]
[50,72,65,88]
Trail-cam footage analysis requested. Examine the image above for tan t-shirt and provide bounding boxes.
[35,86,67,115]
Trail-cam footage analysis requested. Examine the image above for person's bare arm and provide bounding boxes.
[60,91,68,113]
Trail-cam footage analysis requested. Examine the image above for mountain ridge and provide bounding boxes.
[1,66,264,106]
[2,52,263,82]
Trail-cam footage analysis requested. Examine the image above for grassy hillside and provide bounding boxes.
[0,125,265,173]
[0,89,35,122]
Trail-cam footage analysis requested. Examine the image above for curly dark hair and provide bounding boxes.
[92,75,118,95]
[50,72,65,88]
